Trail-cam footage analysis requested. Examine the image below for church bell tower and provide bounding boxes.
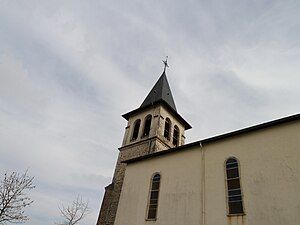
[96,60,191,225]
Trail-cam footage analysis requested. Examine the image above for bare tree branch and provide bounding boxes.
[57,196,89,225]
[0,170,35,224]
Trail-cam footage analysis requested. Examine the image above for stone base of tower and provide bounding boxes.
[96,183,114,225]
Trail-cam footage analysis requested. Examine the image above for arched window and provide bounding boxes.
[164,118,171,140]
[147,173,160,220]
[172,125,179,146]
[143,115,152,137]
[131,119,141,140]
[225,158,244,215]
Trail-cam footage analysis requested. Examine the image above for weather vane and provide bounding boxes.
[162,56,169,73]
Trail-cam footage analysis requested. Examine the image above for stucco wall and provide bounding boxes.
[204,120,300,225]
[114,147,203,225]
[114,120,300,225]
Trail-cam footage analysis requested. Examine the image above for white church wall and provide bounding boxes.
[114,146,203,225]
[115,119,300,225]
[202,119,300,225]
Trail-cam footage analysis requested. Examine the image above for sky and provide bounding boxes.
[0,0,299,224]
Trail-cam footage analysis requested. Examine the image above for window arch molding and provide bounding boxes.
[142,114,152,137]
[131,119,141,141]
[224,157,245,215]
[146,172,161,220]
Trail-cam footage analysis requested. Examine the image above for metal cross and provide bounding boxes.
[162,56,169,73]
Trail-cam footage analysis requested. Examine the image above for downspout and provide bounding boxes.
[200,142,205,225]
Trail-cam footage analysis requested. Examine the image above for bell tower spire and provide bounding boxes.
[139,68,177,111]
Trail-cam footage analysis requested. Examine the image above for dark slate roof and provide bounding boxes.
[140,72,177,111]
[122,72,192,129]
[123,113,300,164]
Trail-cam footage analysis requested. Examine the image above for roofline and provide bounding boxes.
[122,100,192,130]
[123,113,300,164]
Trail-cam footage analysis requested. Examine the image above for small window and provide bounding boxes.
[172,125,179,146]
[147,173,160,220]
[164,118,171,140]
[225,158,244,215]
[131,119,141,140]
[143,115,152,137]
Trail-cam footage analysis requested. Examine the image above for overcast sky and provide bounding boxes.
[0,1,299,224]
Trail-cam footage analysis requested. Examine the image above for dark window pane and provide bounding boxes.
[226,158,244,215]
[226,168,239,179]
[164,119,170,139]
[150,199,158,205]
[164,129,169,138]
[148,173,160,220]
[229,201,244,214]
[228,189,241,196]
[152,182,160,190]
[228,195,242,202]
[227,179,240,190]
[150,191,158,199]
[226,158,237,164]
[143,116,152,136]
[149,204,157,209]
[153,174,160,181]
[173,126,179,146]
[226,159,238,169]
[148,208,157,219]
[131,120,140,140]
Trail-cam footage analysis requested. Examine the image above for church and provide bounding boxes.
[96,63,300,225]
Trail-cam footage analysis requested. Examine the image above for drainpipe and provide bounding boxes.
[200,142,205,225]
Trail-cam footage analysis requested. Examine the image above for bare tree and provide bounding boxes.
[57,196,89,225]
[0,170,35,224]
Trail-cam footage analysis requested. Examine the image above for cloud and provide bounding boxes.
[0,1,299,225]
[0,54,47,118]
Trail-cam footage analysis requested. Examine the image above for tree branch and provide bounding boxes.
[57,196,89,225]
[0,170,35,224]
